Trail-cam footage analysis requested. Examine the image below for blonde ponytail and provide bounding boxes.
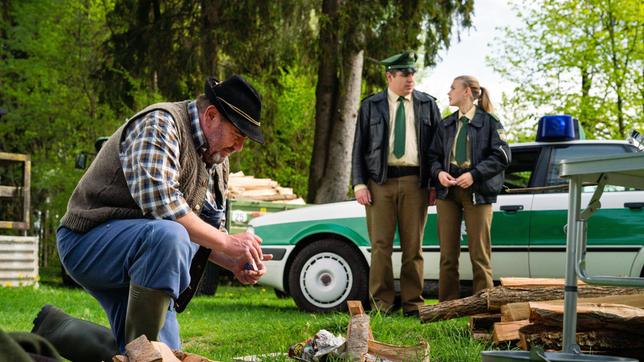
[454,75,494,113]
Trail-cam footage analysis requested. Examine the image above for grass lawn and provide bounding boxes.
[0,277,498,361]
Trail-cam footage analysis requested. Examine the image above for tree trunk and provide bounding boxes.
[420,289,489,323]
[200,0,220,77]
[312,47,363,203]
[307,0,339,203]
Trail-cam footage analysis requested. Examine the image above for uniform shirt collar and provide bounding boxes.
[458,104,477,120]
[387,88,412,103]
[189,101,207,152]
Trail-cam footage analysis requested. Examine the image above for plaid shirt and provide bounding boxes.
[119,101,215,220]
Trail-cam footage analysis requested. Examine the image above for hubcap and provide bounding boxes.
[300,252,352,309]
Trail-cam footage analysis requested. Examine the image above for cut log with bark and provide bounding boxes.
[518,323,644,357]
[502,294,644,322]
[492,320,531,344]
[529,302,644,335]
[366,340,429,362]
[500,277,585,288]
[469,313,501,331]
[420,289,489,323]
[420,285,644,323]
[347,314,370,361]
[486,285,644,310]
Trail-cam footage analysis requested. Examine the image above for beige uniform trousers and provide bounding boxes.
[436,187,494,301]
[366,175,428,313]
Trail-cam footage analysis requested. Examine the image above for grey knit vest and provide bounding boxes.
[60,101,209,233]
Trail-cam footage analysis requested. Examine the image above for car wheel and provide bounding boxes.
[288,238,368,313]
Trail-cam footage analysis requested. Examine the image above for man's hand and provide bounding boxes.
[455,172,474,188]
[355,188,372,205]
[234,254,274,284]
[438,171,457,188]
[225,231,264,268]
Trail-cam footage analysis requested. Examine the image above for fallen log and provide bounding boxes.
[420,285,644,323]
[502,293,644,322]
[529,302,644,335]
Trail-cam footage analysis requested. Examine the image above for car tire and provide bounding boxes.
[288,238,369,313]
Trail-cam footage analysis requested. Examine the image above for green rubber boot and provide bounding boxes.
[31,304,117,362]
[124,284,171,344]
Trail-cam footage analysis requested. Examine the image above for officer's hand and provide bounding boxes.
[455,172,474,188]
[438,171,457,187]
[226,231,263,268]
[355,188,372,205]
[234,254,273,284]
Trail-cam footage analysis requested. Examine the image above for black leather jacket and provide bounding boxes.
[351,89,441,188]
[428,108,511,204]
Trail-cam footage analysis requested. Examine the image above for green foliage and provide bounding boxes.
[232,69,316,199]
[0,284,491,361]
[488,0,643,140]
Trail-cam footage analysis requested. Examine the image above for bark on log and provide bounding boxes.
[420,286,644,323]
[367,340,430,362]
[518,323,644,355]
[529,302,644,335]
[420,289,488,323]
[487,286,644,310]
[347,314,370,361]
[502,294,644,322]
[124,335,162,362]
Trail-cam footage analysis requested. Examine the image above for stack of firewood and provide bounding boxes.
[420,277,644,359]
[227,172,304,204]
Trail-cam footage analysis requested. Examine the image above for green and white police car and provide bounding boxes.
[250,116,644,313]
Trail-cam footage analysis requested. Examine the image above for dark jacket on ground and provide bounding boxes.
[351,89,441,188]
[428,107,511,204]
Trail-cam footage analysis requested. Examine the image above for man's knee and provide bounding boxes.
[142,220,191,254]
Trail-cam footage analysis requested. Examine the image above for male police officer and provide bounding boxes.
[352,51,441,317]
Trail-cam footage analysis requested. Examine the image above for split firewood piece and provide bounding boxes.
[500,277,585,288]
[347,300,373,340]
[113,355,128,362]
[150,342,181,362]
[469,313,501,331]
[366,339,430,362]
[125,335,162,362]
[492,320,531,344]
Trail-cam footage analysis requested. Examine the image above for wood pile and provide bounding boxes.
[419,278,644,359]
[227,172,304,204]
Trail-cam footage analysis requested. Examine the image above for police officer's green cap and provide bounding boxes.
[380,51,417,71]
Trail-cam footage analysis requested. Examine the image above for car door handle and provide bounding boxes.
[500,205,524,212]
[624,202,644,209]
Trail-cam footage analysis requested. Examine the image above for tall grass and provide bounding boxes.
[0,283,494,361]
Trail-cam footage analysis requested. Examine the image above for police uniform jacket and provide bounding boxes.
[428,107,511,204]
[352,89,441,188]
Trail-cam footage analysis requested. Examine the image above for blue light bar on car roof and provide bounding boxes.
[536,115,585,142]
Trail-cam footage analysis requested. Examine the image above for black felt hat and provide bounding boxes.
[205,74,264,144]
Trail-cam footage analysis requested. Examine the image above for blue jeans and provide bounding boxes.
[57,219,199,352]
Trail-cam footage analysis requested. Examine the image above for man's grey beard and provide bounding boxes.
[202,152,225,166]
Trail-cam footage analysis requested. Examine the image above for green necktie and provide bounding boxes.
[454,116,469,165]
[393,96,406,158]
